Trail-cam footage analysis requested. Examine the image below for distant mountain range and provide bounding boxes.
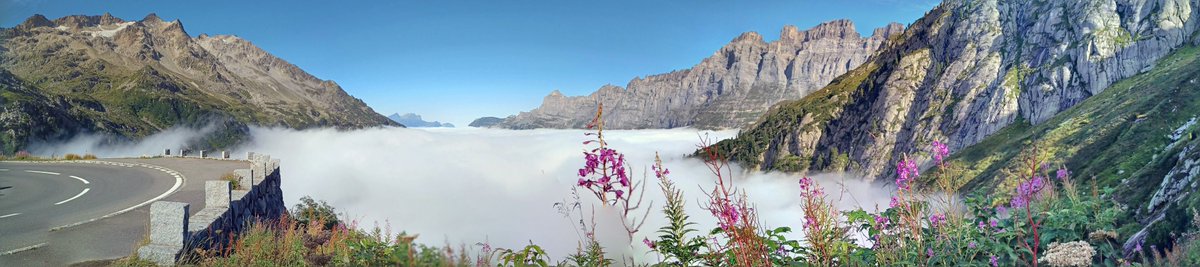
[388,113,453,128]
[491,20,903,130]
[468,117,504,128]
[0,13,398,153]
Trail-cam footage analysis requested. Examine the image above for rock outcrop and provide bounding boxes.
[387,113,453,127]
[494,20,903,130]
[0,13,398,153]
[716,0,1200,179]
[468,116,504,128]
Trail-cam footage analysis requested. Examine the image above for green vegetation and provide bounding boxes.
[950,45,1200,246]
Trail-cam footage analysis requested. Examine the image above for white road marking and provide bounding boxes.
[0,169,8,171]
[69,175,90,184]
[54,188,90,205]
[52,162,186,231]
[24,170,60,175]
[0,213,20,219]
[1,242,46,255]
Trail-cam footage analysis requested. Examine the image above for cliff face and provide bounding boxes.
[495,20,904,130]
[0,13,397,153]
[716,0,1200,179]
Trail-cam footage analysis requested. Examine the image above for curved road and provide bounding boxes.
[0,162,179,255]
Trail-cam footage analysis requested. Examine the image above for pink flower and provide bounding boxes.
[895,157,919,191]
[990,255,999,266]
[931,140,949,164]
[929,213,946,227]
[1056,167,1070,180]
[643,237,656,250]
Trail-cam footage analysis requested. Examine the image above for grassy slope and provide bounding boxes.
[949,45,1200,243]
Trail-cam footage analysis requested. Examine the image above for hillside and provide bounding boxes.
[948,45,1200,253]
[0,13,398,153]
[713,0,1200,178]
[495,20,903,130]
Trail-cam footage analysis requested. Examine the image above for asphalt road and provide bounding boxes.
[0,158,248,266]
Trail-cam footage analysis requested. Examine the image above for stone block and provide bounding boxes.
[148,201,189,246]
[233,169,253,189]
[205,180,231,208]
[138,244,182,266]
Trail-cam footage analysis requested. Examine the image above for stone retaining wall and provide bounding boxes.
[136,153,286,265]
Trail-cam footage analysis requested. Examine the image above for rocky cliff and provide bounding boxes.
[0,13,398,153]
[387,113,453,127]
[494,20,903,130]
[468,116,504,128]
[715,0,1200,179]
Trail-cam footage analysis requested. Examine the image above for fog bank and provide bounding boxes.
[235,127,897,260]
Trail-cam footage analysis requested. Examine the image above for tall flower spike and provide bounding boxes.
[931,140,949,164]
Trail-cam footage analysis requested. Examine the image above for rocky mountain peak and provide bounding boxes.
[871,22,904,38]
[731,31,764,43]
[141,13,163,25]
[16,14,54,30]
[494,18,900,130]
[781,19,858,42]
[99,12,124,25]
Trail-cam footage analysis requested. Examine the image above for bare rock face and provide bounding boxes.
[0,13,397,152]
[495,20,904,130]
[719,0,1200,179]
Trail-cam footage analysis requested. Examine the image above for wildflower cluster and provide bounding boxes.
[577,147,629,201]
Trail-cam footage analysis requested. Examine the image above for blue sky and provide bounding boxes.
[2,0,937,126]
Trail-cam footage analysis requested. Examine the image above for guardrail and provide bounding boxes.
[136,152,285,265]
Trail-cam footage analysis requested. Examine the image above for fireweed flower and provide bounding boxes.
[1056,167,1070,180]
[990,255,999,266]
[931,140,950,164]
[577,146,632,202]
[1011,175,1046,208]
[929,213,946,227]
[968,241,977,249]
[643,238,656,250]
[895,157,919,191]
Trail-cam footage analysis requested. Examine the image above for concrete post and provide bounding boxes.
[205,181,231,208]
[199,150,207,158]
[137,201,190,266]
[233,169,253,190]
[221,151,229,159]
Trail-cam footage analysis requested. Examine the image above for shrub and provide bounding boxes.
[220,172,242,190]
[13,150,32,160]
[64,153,82,160]
[291,196,341,230]
[83,153,97,160]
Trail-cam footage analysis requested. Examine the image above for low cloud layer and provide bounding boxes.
[234,127,898,260]
[27,124,219,158]
[27,125,899,260]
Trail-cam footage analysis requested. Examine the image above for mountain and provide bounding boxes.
[0,13,398,153]
[713,0,1200,179]
[708,0,1200,252]
[493,20,904,130]
[948,45,1200,256]
[468,117,504,128]
[388,113,453,127]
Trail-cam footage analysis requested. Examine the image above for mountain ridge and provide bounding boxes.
[0,13,399,153]
[493,19,904,130]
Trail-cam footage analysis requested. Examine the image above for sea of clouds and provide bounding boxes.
[31,126,899,261]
